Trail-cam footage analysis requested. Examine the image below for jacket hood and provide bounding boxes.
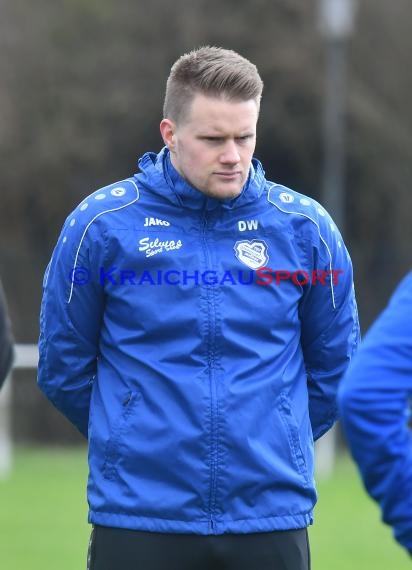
[135,147,266,211]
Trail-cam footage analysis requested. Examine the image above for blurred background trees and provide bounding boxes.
[1,0,411,442]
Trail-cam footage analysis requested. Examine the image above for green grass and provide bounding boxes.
[0,447,90,570]
[310,455,412,569]
[0,447,410,569]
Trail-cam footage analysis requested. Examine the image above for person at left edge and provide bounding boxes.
[0,278,14,388]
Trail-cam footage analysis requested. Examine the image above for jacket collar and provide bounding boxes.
[136,147,266,211]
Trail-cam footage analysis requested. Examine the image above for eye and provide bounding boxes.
[236,135,254,143]
[202,136,223,143]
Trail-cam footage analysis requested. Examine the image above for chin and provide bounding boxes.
[207,186,243,201]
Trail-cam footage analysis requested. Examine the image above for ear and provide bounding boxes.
[160,119,177,150]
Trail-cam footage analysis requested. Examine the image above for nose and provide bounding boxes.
[219,140,241,164]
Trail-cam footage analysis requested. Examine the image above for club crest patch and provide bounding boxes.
[234,240,269,270]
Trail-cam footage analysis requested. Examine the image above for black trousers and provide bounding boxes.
[87,525,310,570]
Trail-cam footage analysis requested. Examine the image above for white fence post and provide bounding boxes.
[315,423,337,479]
[0,374,12,478]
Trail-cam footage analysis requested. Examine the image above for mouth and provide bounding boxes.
[214,172,242,180]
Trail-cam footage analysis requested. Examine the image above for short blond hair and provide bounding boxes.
[163,46,263,124]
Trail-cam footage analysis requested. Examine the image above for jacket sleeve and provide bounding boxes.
[299,216,360,441]
[37,207,105,438]
[0,279,14,388]
[338,271,412,555]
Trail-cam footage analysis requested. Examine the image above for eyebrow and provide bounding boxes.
[197,132,255,139]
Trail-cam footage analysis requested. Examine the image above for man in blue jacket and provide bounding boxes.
[339,271,412,558]
[38,46,360,570]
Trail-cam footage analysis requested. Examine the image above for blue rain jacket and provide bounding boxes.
[339,271,412,555]
[38,148,359,534]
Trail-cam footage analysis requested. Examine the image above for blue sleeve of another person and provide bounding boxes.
[338,271,412,555]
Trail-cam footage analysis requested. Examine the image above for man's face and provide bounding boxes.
[160,94,259,200]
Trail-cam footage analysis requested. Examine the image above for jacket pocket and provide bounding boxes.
[276,393,311,486]
[102,390,140,480]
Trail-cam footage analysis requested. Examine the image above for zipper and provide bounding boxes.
[202,211,219,533]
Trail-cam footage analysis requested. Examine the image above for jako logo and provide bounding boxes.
[144,217,171,227]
